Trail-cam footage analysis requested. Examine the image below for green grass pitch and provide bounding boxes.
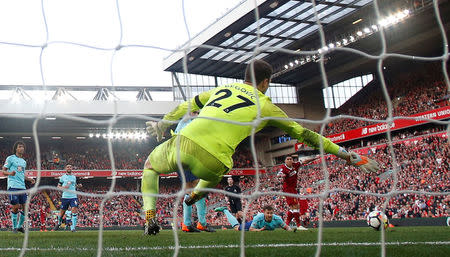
[0,226,448,256]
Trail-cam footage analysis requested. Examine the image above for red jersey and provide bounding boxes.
[40,209,46,222]
[278,162,301,192]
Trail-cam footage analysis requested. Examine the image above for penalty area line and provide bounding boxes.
[1,241,450,251]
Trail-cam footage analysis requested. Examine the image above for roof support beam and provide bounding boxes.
[291,0,360,9]
[52,88,77,101]
[136,88,153,101]
[10,87,32,102]
[93,88,120,101]
[239,31,297,41]
[265,16,317,24]
[172,72,187,101]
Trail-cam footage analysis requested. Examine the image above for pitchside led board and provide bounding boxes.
[0,169,266,179]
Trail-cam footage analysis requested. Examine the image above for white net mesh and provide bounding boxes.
[0,0,449,256]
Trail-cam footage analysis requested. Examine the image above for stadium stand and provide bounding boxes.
[324,63,449,136]
[0,141,256,170]
[1,125,447,229]
[0,58,448,229]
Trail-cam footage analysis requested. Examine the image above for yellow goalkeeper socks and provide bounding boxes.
[141,168,160,223]
[146,210,156,222]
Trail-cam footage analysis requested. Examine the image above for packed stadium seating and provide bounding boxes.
[210,132,448,226]
[324,63,449,136]
[0,126,447,229]
[0,140,256,170]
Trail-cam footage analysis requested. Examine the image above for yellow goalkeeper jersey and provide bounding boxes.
[163,82,339,169]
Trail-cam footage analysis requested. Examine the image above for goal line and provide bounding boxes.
[2,241,449,252]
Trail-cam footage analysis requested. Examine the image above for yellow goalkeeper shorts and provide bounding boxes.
[148,135,228,183]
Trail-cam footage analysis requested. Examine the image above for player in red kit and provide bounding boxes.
[298,188,310,229]
[277,155,317,230]
[39,206,47,232]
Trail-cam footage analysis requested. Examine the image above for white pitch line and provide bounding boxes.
[1,241,449,251]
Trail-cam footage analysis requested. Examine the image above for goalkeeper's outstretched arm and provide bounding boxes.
[265,104,380,173]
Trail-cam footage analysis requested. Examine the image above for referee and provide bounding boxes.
[224,177,242,214]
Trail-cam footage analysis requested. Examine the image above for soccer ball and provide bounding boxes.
[366,210,388,230]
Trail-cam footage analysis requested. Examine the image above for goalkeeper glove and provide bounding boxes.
[348,152,380,173]
[145,120,171,142]
[337,147,380,173]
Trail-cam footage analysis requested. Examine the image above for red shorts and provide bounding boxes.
[285,197,298,206]
[284,189,298,206]
[299,199,308,215]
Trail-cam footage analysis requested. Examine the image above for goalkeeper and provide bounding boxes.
[142,59,379,235]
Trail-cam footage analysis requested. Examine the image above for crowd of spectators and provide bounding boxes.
[0,182,143,229]
[0,60,448,228]
[345,125,446,150]
[0,140,256,171]
[0,192,50,229]
[1,128,446,229]
[271,133,448,223]
[207,131,449,226]
[0,140,149,171]
[324,63,449,136]
[114,127,450,226]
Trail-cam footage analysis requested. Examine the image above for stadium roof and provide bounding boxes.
[163,0,449,87]
[163,0,372,76]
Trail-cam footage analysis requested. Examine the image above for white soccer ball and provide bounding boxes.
[366,210,388,230]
